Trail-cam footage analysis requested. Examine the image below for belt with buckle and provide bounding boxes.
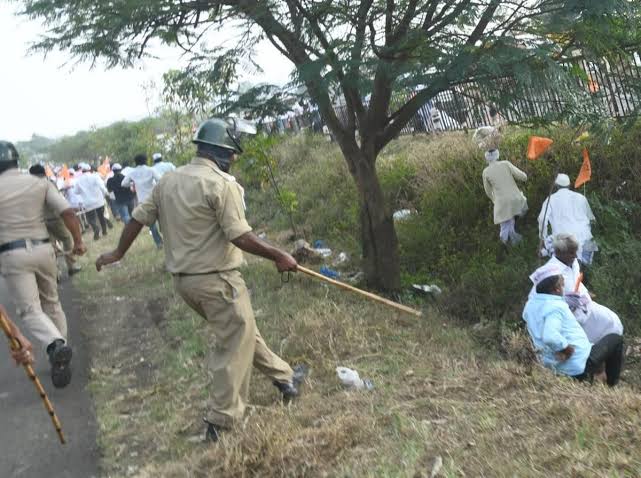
[173,270,231,277]
[0,238,51,254]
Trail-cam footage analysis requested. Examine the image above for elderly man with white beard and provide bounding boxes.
[529,233,623,344]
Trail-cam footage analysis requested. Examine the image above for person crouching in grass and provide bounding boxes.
[523,264,624,387]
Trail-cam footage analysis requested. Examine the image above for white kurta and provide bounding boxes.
[152,161,176,178]
[122,165,161,203]
[73,173,107,211]
[538,188,595,245]
[482,160,528,224]
[529,256,623,343]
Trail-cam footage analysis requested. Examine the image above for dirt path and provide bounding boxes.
[0,276,99,478]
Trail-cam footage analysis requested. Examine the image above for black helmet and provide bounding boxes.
[0,141,19,164]
[192,117,257,154]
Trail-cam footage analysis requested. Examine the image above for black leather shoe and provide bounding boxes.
[203,419,222,443]
[273,364,309,402]
[47,340,73,388]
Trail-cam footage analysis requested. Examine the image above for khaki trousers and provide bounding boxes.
[46,219,76,269]
[174,270,293,427]
[0,243,67,351]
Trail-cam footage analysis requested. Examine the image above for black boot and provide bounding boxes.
[273,364,309,403]
[203,419,222,443]
[47,339,73,388]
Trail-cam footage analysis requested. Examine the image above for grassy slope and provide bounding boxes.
[76,227,641,478]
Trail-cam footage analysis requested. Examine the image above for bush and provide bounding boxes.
[237,123,641,333]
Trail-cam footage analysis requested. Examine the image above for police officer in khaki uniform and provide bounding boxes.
[96,118,306,442]
[29,164,82,277]
[0,141,87,387]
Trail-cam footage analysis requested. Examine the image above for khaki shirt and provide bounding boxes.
[0,169,70,244]
[132,157,252,274]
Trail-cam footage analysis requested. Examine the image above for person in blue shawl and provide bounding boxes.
[523,263,624,387]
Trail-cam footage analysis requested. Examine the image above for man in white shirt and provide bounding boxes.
[151,152,176,178]
[122,154,163,247]
[529,233,623,344]
[539,173,597,264]
[73,163,109,240]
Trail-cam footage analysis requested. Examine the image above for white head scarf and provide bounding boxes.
[485,149,500,162]
[529,263,563,286]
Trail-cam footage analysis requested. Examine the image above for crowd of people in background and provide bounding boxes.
[31,152,175,251]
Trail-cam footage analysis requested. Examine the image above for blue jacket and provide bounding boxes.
[522,293,591,376]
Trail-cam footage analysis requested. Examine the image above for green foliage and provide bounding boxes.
[395,123,641,330]
[215,84,299,120]
[17,0,641,289]
[240,125,641,333]
[589,196,641,333]
[235,134,360,250]
[42,118,162,165]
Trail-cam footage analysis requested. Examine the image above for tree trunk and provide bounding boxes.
[348,150,401,292]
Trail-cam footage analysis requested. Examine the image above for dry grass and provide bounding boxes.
[71,223,641,478]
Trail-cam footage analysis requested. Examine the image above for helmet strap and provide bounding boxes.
[197,145,234,173]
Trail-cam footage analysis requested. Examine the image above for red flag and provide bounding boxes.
[575,148,592,188]
[527,136,554,160]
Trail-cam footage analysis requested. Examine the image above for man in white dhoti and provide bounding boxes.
[530,233,623,344]
[539,173,597,264]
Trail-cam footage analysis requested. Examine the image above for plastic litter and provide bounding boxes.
[345,271,364,284]
[315,248,333,258]
[291,240,323,264]
[336,367,374,390]
[310,240,332,257]
[258,232,267,240]
[319,266,340,279]
[333,252,349,265]
[393,209,413,221]
[412,284,443,296]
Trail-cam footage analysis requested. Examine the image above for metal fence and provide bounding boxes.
[260,52,641,137]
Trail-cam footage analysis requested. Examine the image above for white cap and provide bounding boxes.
[484,149,500,162]
[152,153,162,162]
[555,173,570,187]
[80,162,91,171]
[529,263,563,286]
[112,163,122,170]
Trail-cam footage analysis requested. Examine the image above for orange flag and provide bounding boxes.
[527,136,554,160]
[97,157,111,178]
[575,148,592,188]
[60,165,70,180]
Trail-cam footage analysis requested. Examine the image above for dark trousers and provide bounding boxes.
[86,206,108,238]
[575,334,624,387]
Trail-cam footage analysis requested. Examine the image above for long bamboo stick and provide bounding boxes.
[297,266,423,317]
[0,309,66,445]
